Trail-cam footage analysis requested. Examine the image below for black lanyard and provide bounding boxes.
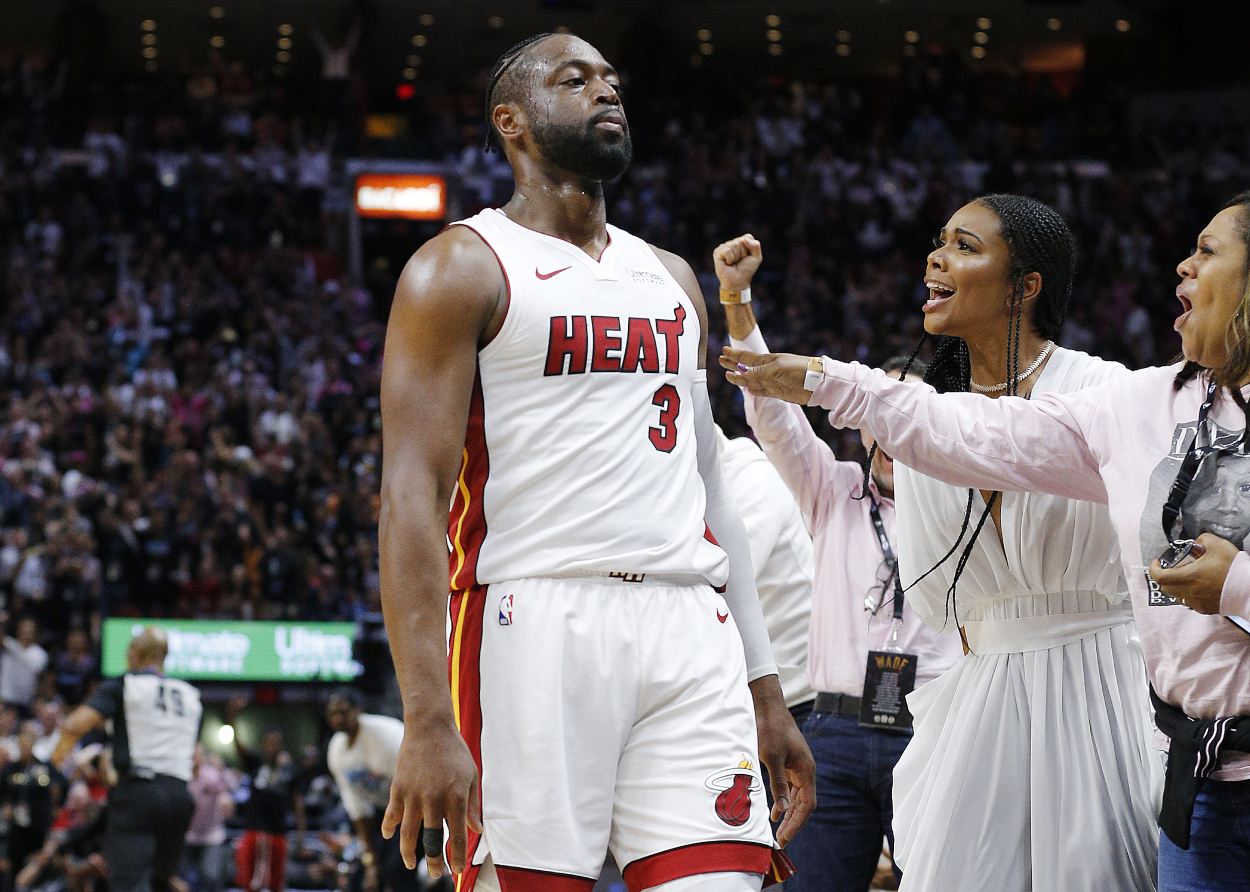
[868,493,905,622]
[1162,382,1219,541]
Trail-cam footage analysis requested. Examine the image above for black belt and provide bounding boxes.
[813,692,861,717]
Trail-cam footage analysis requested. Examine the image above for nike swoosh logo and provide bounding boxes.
[717,609,729,623]
[536,266,572,280]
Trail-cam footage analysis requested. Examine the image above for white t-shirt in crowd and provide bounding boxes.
[327,713,404,821]
[0,639,48,707]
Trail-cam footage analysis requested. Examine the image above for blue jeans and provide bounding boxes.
[1159,776,1250,891]
[783,711,911,892]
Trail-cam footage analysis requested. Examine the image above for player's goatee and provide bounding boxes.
[532,114,632,181]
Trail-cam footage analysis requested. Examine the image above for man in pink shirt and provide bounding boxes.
[713,236,963,892]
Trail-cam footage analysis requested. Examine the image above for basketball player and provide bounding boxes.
[378,32,814,892]
[53,627,202,892]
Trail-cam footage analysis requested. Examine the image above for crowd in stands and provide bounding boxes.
[0,32,1244,891]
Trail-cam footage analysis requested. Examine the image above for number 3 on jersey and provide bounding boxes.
[649,383,680,452]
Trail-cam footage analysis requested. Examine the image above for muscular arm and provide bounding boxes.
[378,226,503,876]
[653,246,815,846]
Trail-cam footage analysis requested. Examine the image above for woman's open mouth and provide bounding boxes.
[924,283,955,312]
[1174,288,1193,332]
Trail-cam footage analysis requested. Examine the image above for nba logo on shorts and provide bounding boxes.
[498,594,513,626]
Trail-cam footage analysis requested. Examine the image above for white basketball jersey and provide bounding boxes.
[447,209,727,590]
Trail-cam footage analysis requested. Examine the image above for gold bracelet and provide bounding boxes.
[719,287,751,305]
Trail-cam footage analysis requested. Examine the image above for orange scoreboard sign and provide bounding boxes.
[355,173,447,220]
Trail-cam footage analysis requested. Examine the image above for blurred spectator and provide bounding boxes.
[226,699,306,892]
[0,721,66,888]
[325,691,407,892]
[297,744,339,833]
[31,699,65,763]
[1,620,48,717]
[0,706,20,763]
[52,631,97,706]
[182,745,235,892]
[311,25,360,131]
[13,780,107,892]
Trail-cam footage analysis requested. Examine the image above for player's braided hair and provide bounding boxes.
[864,194,1076,639]
[1175,191,1250,448]
[483,33,560,152]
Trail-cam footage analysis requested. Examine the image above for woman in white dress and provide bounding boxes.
[874,195,1163,891]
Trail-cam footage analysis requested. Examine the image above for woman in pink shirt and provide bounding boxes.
[722,192,1250,891]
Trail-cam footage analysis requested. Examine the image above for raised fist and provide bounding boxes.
[713,234,763,293]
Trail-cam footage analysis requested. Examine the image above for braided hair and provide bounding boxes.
[923,194,1076,391]
[483,33,561,152]
[868,194,1076,639]
[1174,192,1250,446]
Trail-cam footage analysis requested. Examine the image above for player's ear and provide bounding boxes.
[493,103,527,145]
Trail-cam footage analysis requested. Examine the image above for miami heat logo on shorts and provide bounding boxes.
[704,754,762,827]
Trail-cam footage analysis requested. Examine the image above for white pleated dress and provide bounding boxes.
[890,347,1164,892]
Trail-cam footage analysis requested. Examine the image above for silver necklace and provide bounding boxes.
[969,341,1056,393]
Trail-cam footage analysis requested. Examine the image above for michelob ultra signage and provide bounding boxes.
[355,173,446,220]
[102,619,362,682]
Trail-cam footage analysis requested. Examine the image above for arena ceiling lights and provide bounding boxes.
[0,0,1162,78]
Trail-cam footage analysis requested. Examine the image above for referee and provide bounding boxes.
[53,627,202,892]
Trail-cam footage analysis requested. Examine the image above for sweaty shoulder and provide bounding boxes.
[392,225,507,346]
[648,244,708,362]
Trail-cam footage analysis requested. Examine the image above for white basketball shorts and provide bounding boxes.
[447,576,775,892]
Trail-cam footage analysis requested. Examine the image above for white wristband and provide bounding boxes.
[719,287,751,305]
[802,357,824,392]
